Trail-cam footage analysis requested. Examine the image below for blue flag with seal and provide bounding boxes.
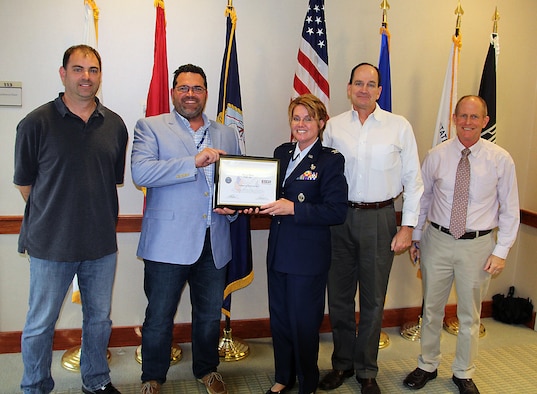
[217,4,254,318]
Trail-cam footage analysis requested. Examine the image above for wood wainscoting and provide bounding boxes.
[1,210,536,354]
[1,302,535,354]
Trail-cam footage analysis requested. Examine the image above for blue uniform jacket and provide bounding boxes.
[267,139,348,275]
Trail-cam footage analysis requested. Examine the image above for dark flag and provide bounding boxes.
[479,33,498,142]
[378,27,392,112]
[217,4,254,317]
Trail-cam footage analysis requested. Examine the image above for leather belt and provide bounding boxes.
[348,199,393,210]
[431,222,492,240]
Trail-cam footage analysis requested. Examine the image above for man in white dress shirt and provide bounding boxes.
[403,95,520,394]
[319,62,423,394]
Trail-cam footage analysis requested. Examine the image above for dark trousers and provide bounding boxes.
[327,206,396,378]
[268,268,328,394]
[141,230,226,383]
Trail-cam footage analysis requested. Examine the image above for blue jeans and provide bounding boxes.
[21,253,117,394]
[141,230,226,383]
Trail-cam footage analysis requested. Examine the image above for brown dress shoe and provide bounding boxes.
[357,378,381,394]
[140,380,161,394]
[318,369,354,390]
[452,376,480,394]
[197,372,227,394]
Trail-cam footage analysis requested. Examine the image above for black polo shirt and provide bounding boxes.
[14,93,128,262]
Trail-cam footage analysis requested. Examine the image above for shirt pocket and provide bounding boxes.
[370,144,400,171]
[471,174,497,202]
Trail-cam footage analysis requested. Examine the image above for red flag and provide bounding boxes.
[146,0,169,117]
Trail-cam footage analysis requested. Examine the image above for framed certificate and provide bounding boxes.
[214,155,280,208]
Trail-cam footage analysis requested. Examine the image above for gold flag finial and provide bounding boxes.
[454,1,464,37]
[380,0,390,28]
[227,0,233,7]
[492,7,500,34]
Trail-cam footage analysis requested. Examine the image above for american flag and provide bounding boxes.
[292,0,329,111]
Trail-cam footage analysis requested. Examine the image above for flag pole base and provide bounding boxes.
[61,346,111,372]
[379,330,390,349]
[358,328,390,349]
[135,345,182,365]
[218,328,249,361]
[400,316,422,341]
[443,316,486,338]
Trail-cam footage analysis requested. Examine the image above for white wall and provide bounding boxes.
[1,0,536,331]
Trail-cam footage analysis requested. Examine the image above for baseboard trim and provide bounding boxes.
[2,301,534,354]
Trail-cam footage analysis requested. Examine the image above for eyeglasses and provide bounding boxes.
[175,85,206,94]
[291,116,315,123]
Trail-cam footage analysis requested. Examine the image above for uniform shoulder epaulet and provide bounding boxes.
[322,146,340,154]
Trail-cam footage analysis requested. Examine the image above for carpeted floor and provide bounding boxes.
[2,318,537,393]
[50,345,537,393]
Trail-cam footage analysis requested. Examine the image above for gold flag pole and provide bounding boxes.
[442,3,485,339]
[401,1,462,343]
[492,6,500,34]
[217,0,250,361]
[376,0,391,350]
[134,326,183,365]
[62,1,107,370]
[380,0,389,28]
[454,1,463,37]
[442,1,485,339]
[62,345,112,372]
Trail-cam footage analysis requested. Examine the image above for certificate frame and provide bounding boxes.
[214,155,280,209]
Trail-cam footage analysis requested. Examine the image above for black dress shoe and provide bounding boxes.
[265,381,295,394]
[82,383,121,394]
[265,389,288,394]
[318,369,354,390]
[357,378,380,394]
[403,368,438,390]
[452,376,480,394]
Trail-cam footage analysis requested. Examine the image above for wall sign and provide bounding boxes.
[0,81,22,106]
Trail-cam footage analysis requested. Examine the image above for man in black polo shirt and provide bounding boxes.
[14,45,128,394]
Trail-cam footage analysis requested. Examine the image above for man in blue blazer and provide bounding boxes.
[131,64,240,394]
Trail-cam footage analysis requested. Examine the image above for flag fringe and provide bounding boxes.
[379,26,391,48]
[223,270,254,301]
[447,34,462,140]
[84,0,99,42]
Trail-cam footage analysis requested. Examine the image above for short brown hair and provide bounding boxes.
[62,45,102,70]
[288,94,329,140]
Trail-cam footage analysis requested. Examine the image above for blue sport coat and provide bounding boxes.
[131,112,240,268]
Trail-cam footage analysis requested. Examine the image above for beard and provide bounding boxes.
[175,96,205,120]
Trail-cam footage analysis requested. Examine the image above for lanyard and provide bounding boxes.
[196,128,208,150]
